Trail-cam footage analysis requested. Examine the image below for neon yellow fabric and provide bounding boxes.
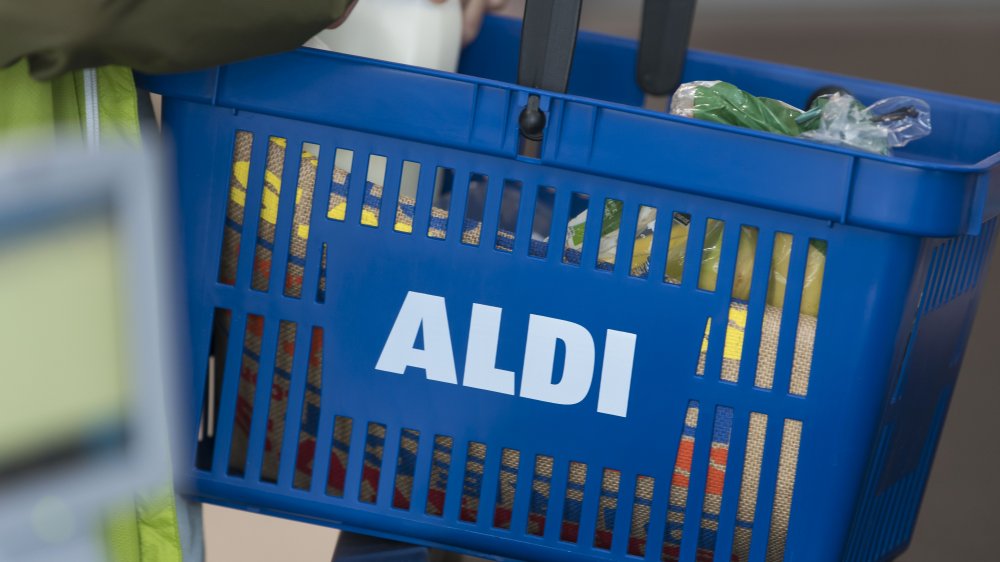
[0,60,79,137]
[0,61,181,561]
[105,487,184,562]
[105,503,142,562]
[0,60,140,143]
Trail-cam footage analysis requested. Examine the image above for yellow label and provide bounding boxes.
[723,306,747,361]
[260,188,280,225]
[230,186,246,209]
[699,305,748,361]
[328,202,346,221]
[264,170,282,192]
[233,161,250,190]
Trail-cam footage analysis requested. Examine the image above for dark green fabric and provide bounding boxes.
[0,0,355,80]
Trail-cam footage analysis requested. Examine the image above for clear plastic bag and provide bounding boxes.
[800,94,932,155]
[670,81,932,156]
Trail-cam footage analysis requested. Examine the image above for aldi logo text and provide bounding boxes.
[375,291,637,417]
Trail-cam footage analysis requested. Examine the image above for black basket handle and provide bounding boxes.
[516,0,697,152]
[518,0,583,94]
[638,0,698,96]
[516,0,582,154]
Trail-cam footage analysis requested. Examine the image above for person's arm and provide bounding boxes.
[0,0,357,80]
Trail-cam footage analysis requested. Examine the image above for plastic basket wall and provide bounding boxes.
[140,17,1000,562]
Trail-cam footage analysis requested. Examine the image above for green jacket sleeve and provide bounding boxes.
[0,0,355,80]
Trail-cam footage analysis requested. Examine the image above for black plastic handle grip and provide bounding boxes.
[637,0,698,96]
[517,0,583,93]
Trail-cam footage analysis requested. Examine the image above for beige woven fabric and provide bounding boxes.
[766,420,802,562]
[756,306,818,395]
[732,412,769,562]
[250,138,286,291]
[698,303,818,396]
[218,131,253,286]
[284,151,319,298]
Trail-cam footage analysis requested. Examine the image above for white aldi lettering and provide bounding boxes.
[375,291,637,417]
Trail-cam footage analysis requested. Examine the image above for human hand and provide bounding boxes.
[431,0,510,45]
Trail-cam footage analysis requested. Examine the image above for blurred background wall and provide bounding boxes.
[206,1,1000,560]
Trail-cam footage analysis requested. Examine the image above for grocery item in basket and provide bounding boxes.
[304,0,463,72]
[669,81,804,137]
[565,205,827,317]
[670,81,931,155]
[218,139,814,558]
[799,93,933,156]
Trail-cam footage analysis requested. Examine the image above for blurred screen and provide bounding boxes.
[0,209,128,478]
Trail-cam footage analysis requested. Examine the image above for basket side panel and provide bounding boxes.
[843,219,1000,562]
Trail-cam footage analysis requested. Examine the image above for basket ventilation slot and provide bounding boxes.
[250,137,288,293]
[529,186,556,259]
[594,468,622,550]
[494,448,521,529]
[462,174,490,247]
[326,149,354,222]
[391,428,421,510]
[460,442,488,523]
[228,313,264,477]
[196,308,232,471]
[218,131,252,286]
[283,143,320,299]
[560,461,589,543]
[426,435,454,516]
[327,416,353,498]
[394,161,421,234]
[260,319,297,483]
[527,455,554,537]
[292,327,324,491]
[360,422,387,504]
[496,180,523,252]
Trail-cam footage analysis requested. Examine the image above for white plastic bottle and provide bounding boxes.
[304,0,464,73]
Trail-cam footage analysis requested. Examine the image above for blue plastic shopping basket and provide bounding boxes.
[138,14,1000,562]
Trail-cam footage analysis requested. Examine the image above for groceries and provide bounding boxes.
[671,81,932,156]
[304,0,463,72]
[564,208,826,317]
